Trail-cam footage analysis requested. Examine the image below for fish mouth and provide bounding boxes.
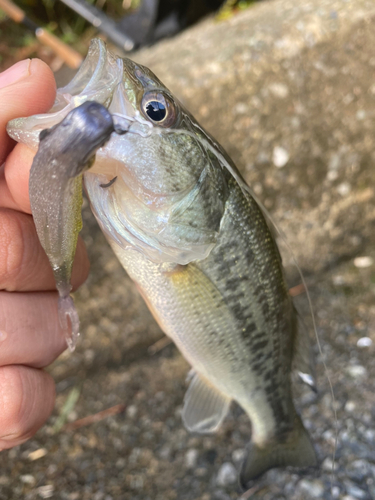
[61,38,137,120]
[7,38,135,150]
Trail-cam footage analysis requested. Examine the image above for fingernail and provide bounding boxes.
[0,60,31,90]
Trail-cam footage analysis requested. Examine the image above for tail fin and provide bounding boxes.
[240,414,317,489]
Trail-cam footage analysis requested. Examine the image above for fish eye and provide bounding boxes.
[141,91,176,127]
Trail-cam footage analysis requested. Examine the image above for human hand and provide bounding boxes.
[0,59,90,450]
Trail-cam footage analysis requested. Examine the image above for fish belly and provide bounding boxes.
[107,179,296,444]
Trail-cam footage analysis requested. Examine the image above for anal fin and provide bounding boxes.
[182,372,231,433]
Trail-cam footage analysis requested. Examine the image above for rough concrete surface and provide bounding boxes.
[2,0,375,498]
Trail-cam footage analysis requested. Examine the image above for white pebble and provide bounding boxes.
[20,475,35,485]
[185,449,199,468]
[354,256,373,268]
[37,485,54,499]
[322,457,338,471]
[356,110,366,120]
[327,170,339,181]
[232,448,246,463]
[268,82,289,98]
[329,154,340,170]
[336,182,351,196]
[216,462,237,486]
[346,365,367,379]
[347,485,368,499]
[345,401,356,412]
[333,275,345,285]
[126,405,137,418]
[357,337,372,347]
[272,146,289,168]
[298,479,325,498]
[332,486,340,498]
[233,102,249,114]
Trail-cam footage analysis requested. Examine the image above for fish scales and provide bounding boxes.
[7,38,318,486]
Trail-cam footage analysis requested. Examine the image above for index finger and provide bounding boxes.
[0,59,56,212]
[0,59,56,163]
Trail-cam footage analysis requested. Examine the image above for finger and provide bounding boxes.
[0,208,89,292]
[0,143,36,213]
[0,162,17,211]
[0,291,67,368]
[0,59,56,164]
[0,365,55,450]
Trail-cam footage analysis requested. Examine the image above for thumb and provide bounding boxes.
[0,59,56,163]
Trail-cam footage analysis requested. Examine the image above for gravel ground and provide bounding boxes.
[2,0,375,498]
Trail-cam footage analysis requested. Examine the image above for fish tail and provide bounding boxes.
[240,413,317,489]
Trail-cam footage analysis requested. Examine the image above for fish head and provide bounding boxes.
[7,38,228,264]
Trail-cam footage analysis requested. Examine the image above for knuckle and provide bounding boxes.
[0,210,38,291]
[0,366,28,441]
[0,210,26,290]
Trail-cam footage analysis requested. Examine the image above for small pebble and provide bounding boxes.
[20,475,35,485]
[333,275,345,285]
[126,405,138,418]
[216,462,237,487]
[158,445,172,460]
[298,479,325,498]
[233,102,249,114]
[357,337,372,347]
[322,457,338,471]
[346,365,367,379]
[268,82,289,98]
[356,110,366,120]
[332,486,341,498]
[327,170,339,181]
[354,256,373,268]
[345,401,356,412]
[329,154,340,170]
[28,448,47,461]
[346,485,368,499]
[185,449,199,469]
[336,182,351,196]
[195,467,207,477]
[116,457,126,469]
[232,448,246,463]
[272,146,289,168]
[213,490,232,500]
[37,485,54,499]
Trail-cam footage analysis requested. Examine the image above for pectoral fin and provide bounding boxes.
[182,372,231,433]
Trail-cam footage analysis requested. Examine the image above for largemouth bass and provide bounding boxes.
[7,39,317,485]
